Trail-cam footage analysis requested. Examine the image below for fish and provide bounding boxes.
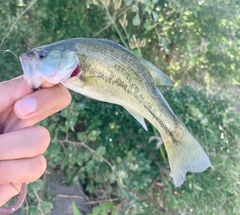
[19,38,211,187]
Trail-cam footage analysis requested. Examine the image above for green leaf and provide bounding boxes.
[131,5,138,12]
[161,37,168,48]
[28,179,44,198]
[193,184,203,191]
[144,19,154,31]
[86,183,95,193]
[144,6,152,14]
[132,15,141,26]
[190,56,196,66]
[77,132,87,142]
[158,14,164,22]
[31,179,44,191]
[126,0,133,5]
[90,202,116,215]
[88,130,101,141]
[132,49,141,56]
[151,11,159,22]
[72,201,82,215]
[28,206,39,215]
[40,201,53,214]
[97,146,106,154]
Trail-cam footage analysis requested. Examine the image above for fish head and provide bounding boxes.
[19,43,80,89]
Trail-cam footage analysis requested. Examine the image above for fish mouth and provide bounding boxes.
[19,53,45,89]
[19,53,80,89]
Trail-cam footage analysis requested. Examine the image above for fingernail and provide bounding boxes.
[16,97,37,116]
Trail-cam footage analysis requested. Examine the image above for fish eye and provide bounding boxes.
[35,50,48,60]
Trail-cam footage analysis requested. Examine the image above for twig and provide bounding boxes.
[55,137,114,171]
[104,5,128,48]
[0,0,38,47]
[25,198,29,215]
[33,188,44,215]
[152,126,167,161]
[85,198,119,205]
[93,6,130,37]
[57,193,119,206]
[56,194,85,199]
[0,49,18,59]
[93,5,131,47]
[93,22,113,37]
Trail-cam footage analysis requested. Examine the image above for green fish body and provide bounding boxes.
[19,38,211,186]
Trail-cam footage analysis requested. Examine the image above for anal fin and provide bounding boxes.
[124,106,148,131]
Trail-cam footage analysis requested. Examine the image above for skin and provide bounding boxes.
[0,76,71,213]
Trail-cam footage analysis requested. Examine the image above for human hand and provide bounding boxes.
[0,76,71,206]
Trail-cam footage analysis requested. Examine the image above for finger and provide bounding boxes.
[0,155,46,184]
[41,81,55,88]
[14,84,71,125]
[0,183,22,206]
[0,126,50,160]
[0,183,27,214]
[0,76,32,113]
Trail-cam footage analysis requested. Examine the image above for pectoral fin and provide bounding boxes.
[138,57,173,87]
[124,106,148,131]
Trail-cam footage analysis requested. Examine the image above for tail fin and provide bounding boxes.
[163,125,211,187]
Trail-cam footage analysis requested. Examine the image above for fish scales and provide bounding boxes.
[19,38,211,187]
[74,39,178,133]
[73,40,178,140]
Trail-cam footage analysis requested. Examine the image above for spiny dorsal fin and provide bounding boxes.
[138,57,173,87]
[124,106,148,131]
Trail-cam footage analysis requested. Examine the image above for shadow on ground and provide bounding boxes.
[48,179,91,215]
[13,171,91,215]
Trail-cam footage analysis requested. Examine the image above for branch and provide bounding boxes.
[85,198,119,205]
[56,194,85,199]
[54,136,114,171]
[33,189,44,215]
[0,0,38,47]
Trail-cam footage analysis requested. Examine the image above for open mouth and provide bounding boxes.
[61,63,81,84]
[70,64,81,78]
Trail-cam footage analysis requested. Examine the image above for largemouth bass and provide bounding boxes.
[19,38,211,187]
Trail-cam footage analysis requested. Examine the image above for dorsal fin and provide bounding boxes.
[138,57,173,87]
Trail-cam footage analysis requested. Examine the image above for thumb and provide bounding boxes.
[0,76,33,112]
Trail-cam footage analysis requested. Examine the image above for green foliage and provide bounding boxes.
[90,202,116,215]
[0,0,240,214]
[19,179,53,215]
[72,201,116,215]
[162,87,240,214]
[72,201,83,215]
